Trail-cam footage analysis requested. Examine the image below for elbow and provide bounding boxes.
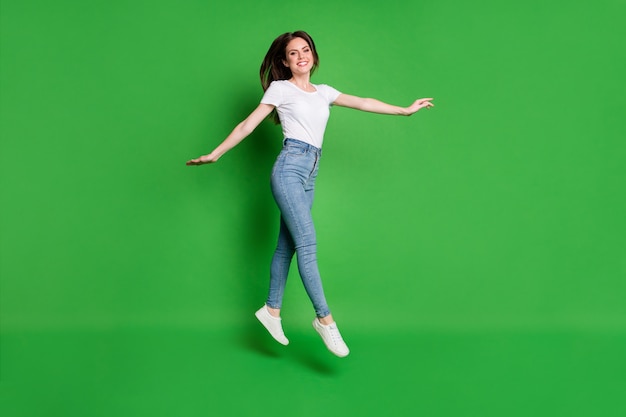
[238,121,254,137]
[360,98,374,112]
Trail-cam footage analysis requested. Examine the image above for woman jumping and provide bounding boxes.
[187,31,433,357]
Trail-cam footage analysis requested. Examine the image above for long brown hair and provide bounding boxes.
[260,31,320,124]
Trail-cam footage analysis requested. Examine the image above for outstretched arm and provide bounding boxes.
[333,94,434,116]
[186,103,275,165]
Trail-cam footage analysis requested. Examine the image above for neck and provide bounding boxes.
[290,73,311,88]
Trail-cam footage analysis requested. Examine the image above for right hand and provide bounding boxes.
[186,154,218,166]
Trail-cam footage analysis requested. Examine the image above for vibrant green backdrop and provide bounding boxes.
[1,0,625,416]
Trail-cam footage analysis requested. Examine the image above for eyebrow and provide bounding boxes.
[287,45,310,52]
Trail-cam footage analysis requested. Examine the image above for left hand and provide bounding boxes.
[406,98,434,115]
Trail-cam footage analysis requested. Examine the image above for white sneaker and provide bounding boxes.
[312,318,350,357]
[255,305,289,346]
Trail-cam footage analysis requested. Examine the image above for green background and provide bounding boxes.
[1,0,625,416]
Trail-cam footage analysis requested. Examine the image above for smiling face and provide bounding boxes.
[283,37,314,75]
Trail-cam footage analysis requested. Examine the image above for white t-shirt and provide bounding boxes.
[260,80,341,149]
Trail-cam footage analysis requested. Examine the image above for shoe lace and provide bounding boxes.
[328,324,344,345]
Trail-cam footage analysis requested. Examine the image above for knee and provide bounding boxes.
[274,245,295,258]
[296,242,317,257]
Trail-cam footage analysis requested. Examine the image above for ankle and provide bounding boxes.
[267,306,281,318]
[318,314,334,326]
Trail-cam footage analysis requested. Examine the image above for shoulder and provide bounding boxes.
[268,80,289,89]
[315,84,341,94]
[265,80,292,96]
[314,84,342,103]
[315,83,335,91]
[261,80,288,105]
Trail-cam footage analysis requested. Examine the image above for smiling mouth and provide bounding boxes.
[297,61,308,67]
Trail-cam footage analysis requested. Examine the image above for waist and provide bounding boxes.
[283,138,322,155]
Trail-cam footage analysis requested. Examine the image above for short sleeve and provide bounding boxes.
[260,81,283,107]
[317,84,342,105]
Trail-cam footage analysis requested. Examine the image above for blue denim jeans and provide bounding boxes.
[266,138,330,318]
